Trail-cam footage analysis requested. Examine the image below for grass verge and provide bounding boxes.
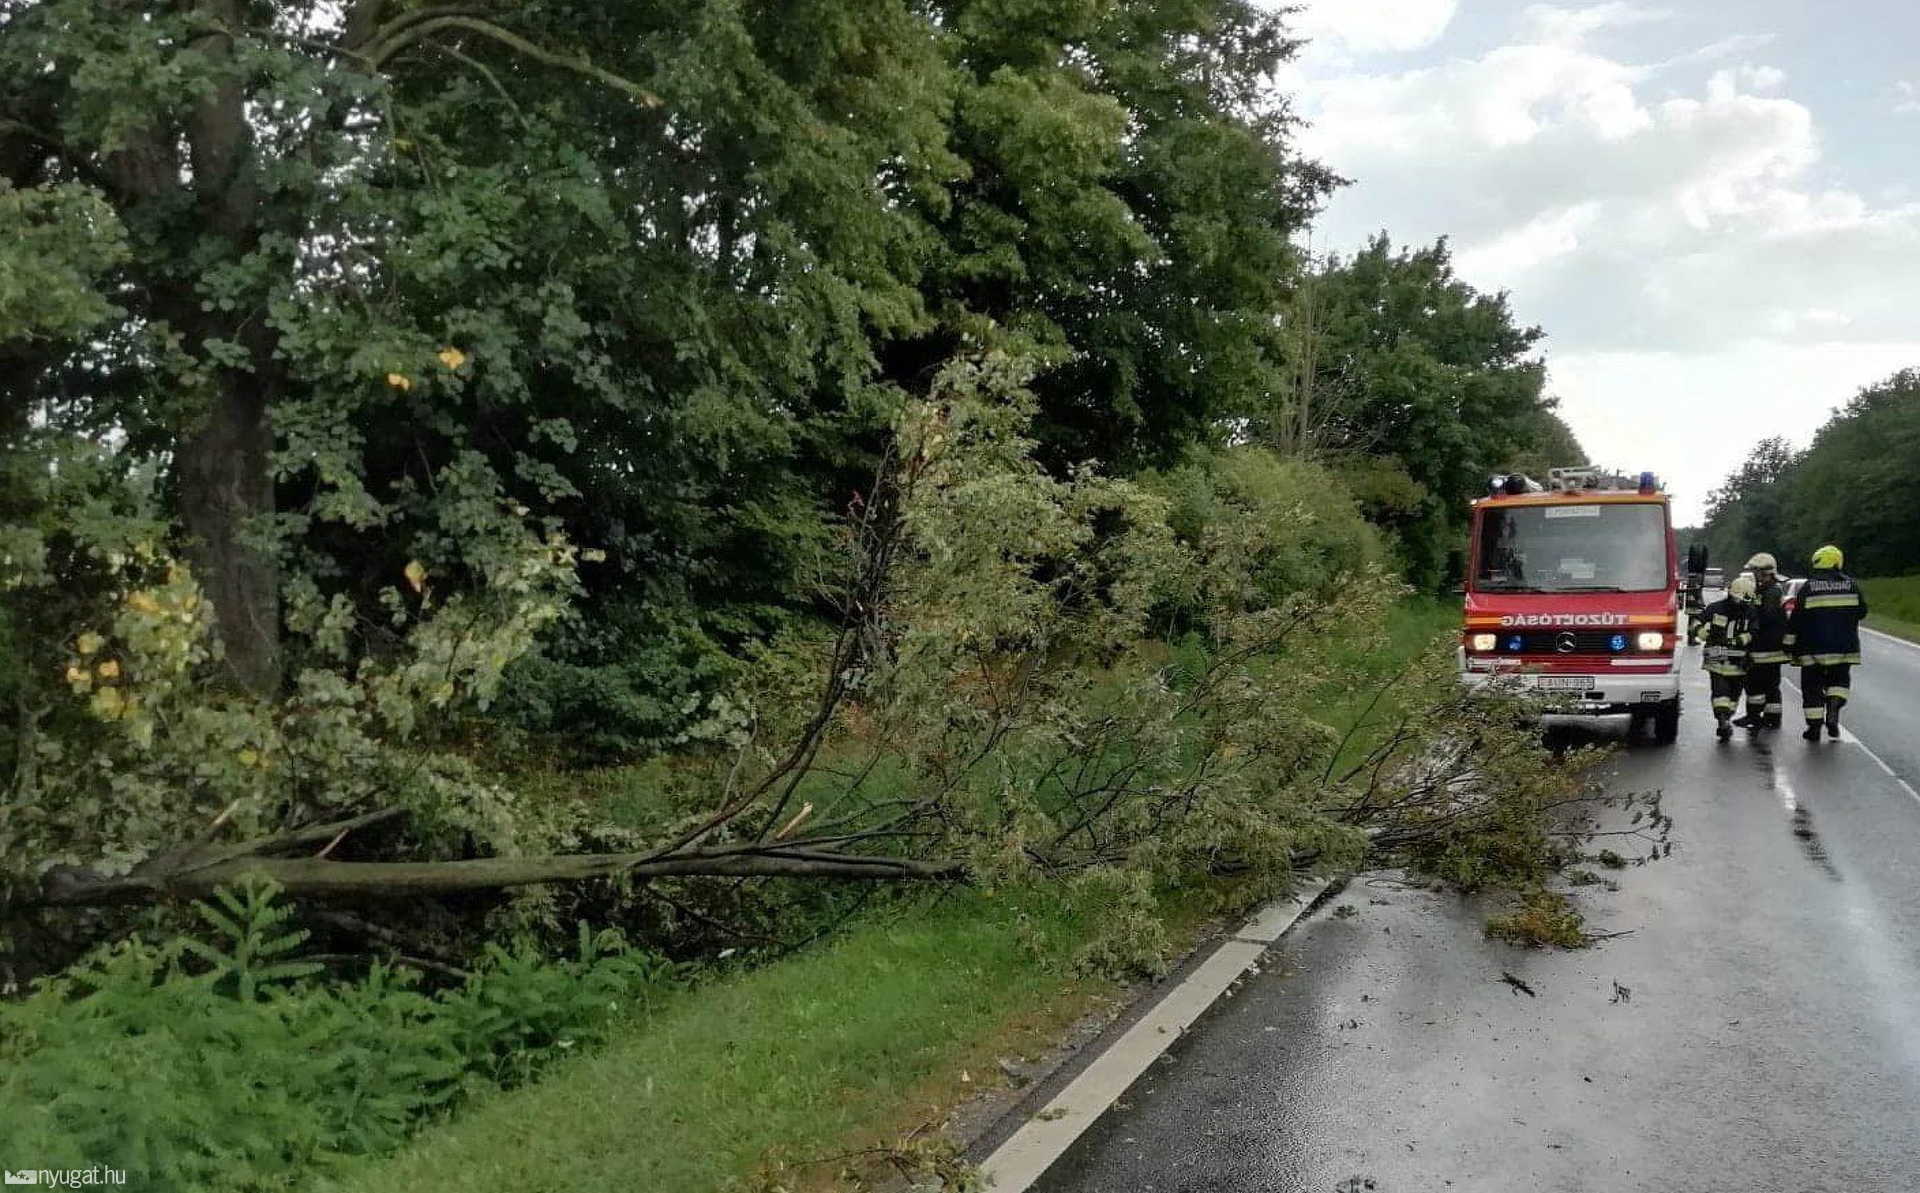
[334,598,1459,1193]
[1318,595,1459,777]
[329,889,1121,1193]
[1861,575,1920,646]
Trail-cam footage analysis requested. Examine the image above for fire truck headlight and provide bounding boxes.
[1469,633,1497,652]
[1636,631,1664,651]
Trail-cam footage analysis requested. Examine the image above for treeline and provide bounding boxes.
[1,0,1580,766]
[1699,368,1920,577]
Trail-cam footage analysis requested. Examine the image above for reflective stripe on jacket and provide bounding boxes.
[1691,597,1751,675]
[1788,569,1867,666]
[1747,580,1791,663]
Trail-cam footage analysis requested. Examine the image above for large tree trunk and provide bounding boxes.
[172,0,281,695]
[177,372,280,694]
[23,807,964,909]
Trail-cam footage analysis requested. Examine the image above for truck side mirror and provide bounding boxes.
[1685,543,1709,573]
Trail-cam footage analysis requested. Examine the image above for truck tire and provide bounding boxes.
[1652,698,1681,744]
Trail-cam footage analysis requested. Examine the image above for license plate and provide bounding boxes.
[1536,676,1594,691]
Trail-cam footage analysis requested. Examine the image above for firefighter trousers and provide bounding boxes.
[1743,663,1783,726]
[1800,663,1852,723]
[1709,670,1746,720]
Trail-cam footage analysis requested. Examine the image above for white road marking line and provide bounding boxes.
[1862,625,1920,655]
[1780,675,1920,806]
[976,886,1327,1193]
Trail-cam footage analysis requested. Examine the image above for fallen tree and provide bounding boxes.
[6,359,1649,973]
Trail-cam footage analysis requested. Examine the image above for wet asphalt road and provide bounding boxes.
[1030,634,1920,1193]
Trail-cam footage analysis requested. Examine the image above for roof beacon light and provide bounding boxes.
[1638,471,1656,494]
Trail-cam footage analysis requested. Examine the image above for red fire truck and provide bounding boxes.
[1457,466,1685,743]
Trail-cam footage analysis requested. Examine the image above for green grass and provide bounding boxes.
[1317,595,1460,777]
[328,890,1108,1193]
[336,598,1460,1193]
[1861,575,1920,645]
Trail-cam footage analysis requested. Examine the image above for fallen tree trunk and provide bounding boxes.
[25,808,964,909]
[35,849,964,907]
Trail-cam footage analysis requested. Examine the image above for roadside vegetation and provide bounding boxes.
[1698,368,1920,578]
[1859,576,1920,645]
[4,1,1635,1189]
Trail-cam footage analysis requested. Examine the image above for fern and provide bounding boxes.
[0,881,691,1191]
[177,876,324,999]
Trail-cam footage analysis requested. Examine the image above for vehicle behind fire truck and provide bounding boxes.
[1458,466,1684,742]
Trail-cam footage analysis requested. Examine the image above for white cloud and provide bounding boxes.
[1551,341,1920,524]
[1291,18,1920,523]
[1519,3,1669,46]
[1456,203,1601,278]
[1289,0,1459,55]
[1297,34,1920,352]
[1896,81,1920,115]
[1648,32,1776,73]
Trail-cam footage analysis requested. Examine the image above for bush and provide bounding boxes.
[1143,446,1388,631]
[489,599,752,766]
[0,880,688,1191]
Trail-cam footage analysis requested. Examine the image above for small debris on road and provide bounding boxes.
[1333,904,1358,919]
[1500,971,1537,997]
[1610,980,1632,1004]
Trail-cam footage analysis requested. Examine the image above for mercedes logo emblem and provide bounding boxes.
[1555,631,1578,653]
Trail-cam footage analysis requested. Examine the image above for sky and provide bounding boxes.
[1274,0,1920,524]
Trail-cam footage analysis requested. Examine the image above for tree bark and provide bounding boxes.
[172,0,282,695]
[32,846,964,908]
[177,373,281,694]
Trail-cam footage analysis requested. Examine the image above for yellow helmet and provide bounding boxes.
[1811,544,1843,570]
[1728,573,1757,603]
[1744,552,1777,571]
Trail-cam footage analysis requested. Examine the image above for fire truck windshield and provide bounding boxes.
[1475,503,1668,593]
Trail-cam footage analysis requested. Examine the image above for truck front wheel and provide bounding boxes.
[1652,698,1681,744]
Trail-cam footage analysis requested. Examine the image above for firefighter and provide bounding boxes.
[1736,552,1789,730]
[1788,544,1868,742]
[1690,572,1756,741]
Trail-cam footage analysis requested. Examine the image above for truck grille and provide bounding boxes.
[1508,629,1632,653]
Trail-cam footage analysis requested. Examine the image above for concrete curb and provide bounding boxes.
[963,875,1342,1192]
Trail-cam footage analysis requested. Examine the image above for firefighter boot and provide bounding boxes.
[1802,720,1823,742]
[1716,714,1733,742]
[1826,697,1843,739]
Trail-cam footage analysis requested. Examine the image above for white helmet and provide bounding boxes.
[1729,573,1758,603]
[1745,552,1777,571]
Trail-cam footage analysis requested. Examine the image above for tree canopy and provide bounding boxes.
[1701,368,1920,577]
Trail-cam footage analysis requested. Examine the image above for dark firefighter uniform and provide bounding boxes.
[1743,573,1790,729]
[1690,584,1753,739]
[1788,544,1867,741]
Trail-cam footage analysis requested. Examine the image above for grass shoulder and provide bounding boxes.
[1860,575,1920,646]
[329,887,1201,1193]
[334,596,1479,1193]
